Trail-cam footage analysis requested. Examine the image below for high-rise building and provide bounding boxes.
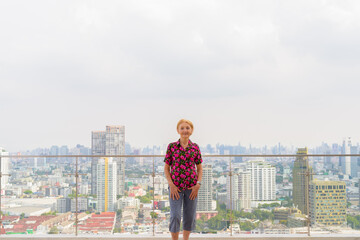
[91,131,106,195]
[340,138,351,176]
[247,161,276,201]
[226,167,253,210]
[237,170,251,209]
[226,170,238,210]
[97,157,117,212]
[91,125,125,195]
[0,147,9,189]
[350,145,359,178]
[293,147,313,215]
[309,180,346,226]
[359,179,360,208]
[197,165,213,211]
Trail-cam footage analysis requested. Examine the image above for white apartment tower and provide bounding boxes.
[237,170,251,209]
[0,147,9,189]
[91,125,125,196]
[197,165,213,211]
[226,168,251,210]
[247,161,276,201]
[97,158,117,212]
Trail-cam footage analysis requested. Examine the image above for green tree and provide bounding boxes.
[49,226,59,234]
[347,215,360,229]
[150,212,158,219]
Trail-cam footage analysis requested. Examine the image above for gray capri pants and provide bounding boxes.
[169,187,198,232]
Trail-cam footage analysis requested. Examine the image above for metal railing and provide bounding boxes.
[0,153,359,236]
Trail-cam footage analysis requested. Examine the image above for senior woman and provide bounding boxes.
[164,119,203,240]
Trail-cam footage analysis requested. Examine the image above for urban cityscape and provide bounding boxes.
[2,1,360,239]
[1,125,360,236]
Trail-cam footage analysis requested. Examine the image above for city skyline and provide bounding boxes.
[2,1,360,151]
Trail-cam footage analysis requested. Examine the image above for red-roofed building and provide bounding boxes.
[78,212,116,234]
[5,216,55,234]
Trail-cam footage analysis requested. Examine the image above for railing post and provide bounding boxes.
[68,157,85,236]
[0,156,10,236]
[299,168,314,237]
[229,157,232,236]
[0,156,2,235]
[152,156,155,236]
[75,156,79,236]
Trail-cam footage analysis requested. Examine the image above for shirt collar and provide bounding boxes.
[176,139,194,147]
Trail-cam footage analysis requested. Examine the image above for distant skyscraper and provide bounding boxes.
[91,131,106,195]
[247,161,276,201]
[0,147,9,189]
[197,165,213,211]
[91,125,125,196]
[59,145,69,161]
[309,180,346,226]
[293,147,313,215]
[350,145,359,178]
[97,158,117,212]
[50,145,59,162]
[340,138,351,176]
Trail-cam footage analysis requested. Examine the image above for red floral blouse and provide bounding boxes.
[164,139,203,190]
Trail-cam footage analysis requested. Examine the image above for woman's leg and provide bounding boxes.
[169,188,184,239]
[182,188,198,240]
[171,232,180,240]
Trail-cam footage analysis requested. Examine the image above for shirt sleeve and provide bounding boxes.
[194,144,203,165]
[164,143,172,165]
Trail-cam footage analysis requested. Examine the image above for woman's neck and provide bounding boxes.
[180,137,189,146]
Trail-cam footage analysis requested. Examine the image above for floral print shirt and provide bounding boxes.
[164,139,203,191]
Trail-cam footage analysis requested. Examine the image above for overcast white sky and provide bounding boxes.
[1,0,360,152]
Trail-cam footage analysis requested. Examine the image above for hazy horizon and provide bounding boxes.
[1,1,360,152]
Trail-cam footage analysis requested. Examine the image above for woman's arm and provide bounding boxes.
[164,163,181,200]
[196,163,203,183]
[189,163,203,200]
[164,163,174,186]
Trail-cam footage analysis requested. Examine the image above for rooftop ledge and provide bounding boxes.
[1,235,360,240]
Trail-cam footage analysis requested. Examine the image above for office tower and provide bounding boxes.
[91,131,106,195]
[340,138,351,176]
[91,125,125,195]
[106,126,125,195]
[247,161,276,201]
[50,145,59,162]
[0,147,9,189]
[293,147,313,215]
[309,180,346,226]
[97,158,117,212]
[197,165,213,211]
[350,145,359,178]
[59,145,69,161]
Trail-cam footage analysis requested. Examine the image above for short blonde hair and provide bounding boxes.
[177,119,194,130]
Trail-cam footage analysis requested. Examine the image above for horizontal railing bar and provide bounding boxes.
[1,154,360,158]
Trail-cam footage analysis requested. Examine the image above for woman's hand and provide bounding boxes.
[188,184,200,200]
[170,183,181,200]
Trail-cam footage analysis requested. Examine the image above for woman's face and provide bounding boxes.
[177,122,193,138]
